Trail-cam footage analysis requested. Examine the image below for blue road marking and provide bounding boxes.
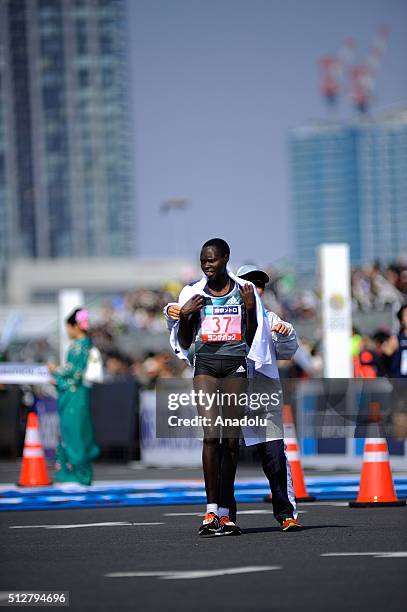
[0,478,406,511]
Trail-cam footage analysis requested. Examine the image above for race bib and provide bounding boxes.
[201,305,242,342]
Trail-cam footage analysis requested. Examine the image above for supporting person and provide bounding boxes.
[236,265,301,531]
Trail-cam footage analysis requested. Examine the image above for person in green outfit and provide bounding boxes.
[48,308,100,485]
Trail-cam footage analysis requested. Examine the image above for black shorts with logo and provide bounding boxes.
[193,354,247,378]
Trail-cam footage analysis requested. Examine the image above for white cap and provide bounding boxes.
[236,265,270,284]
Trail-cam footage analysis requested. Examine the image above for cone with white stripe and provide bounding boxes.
[18,412,51,486]
[349,435,405,507]
[283,404,315,502]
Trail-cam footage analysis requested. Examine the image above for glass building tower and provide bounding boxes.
[290,111,407,271]
[357,112,407,263]
[290,123,360,272]
[0,0,135,281]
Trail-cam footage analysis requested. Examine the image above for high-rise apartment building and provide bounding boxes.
[0,0,135,279]
[290,123,360,270]
[357,112,407,263]
[290,110,407,271]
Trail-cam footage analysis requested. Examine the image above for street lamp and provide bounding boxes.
[159,198,190,257]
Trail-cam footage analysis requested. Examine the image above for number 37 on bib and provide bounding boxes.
[200,305,242,342]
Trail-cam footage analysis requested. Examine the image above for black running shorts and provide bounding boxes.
[193,354,247,378]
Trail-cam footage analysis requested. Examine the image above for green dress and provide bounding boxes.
[54,336,100,485]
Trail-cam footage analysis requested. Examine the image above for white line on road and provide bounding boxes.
[302,502,349,507]
[163,510,306,517]
[106,566,282,580]
[163,510,274,517]
[322,552,407,558]
[10,522,164,530]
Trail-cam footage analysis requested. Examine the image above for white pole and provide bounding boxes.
[319,244,352,378]
[58,289,84,365]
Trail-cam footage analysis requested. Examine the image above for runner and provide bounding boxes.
[165,264,301,531]
[168,238,273,537]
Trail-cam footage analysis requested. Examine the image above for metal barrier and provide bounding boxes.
[294,379,406,469]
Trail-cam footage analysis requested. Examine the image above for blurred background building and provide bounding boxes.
[291,109,407,272]
[0,0,135,295]
[291,123,360,270]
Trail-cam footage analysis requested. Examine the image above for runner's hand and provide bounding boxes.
[239,284,256,310]
[47,361,58,373]
[180,295,204,318]
[168,304,181,320]
[271,323,290,336]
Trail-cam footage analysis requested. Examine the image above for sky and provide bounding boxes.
[128,0,407,268]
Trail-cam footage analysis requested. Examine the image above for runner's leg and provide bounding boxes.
[256,439,297,522]
[218,375,246,513]
[194,374,221,506]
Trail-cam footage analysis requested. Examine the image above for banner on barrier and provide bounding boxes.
[140,390,202,467]
[35,397,59,459]
[0,363,52,385]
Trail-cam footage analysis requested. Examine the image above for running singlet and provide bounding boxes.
[194,282,247,357]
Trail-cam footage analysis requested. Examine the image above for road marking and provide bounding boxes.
[10,522,164,530]
[163,509,306,517]
[322,552,407,558]
[106,566,282,580]
[163,510,274,517]
[303,502,349,507]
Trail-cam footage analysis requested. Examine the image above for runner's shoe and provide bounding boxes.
[281,518,302,531]
[198,512,220,537]
[219,516,242,536]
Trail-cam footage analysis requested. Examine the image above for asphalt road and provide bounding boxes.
[1,503,406,612]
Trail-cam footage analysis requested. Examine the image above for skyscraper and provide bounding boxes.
[357,111,407,264]
[290,110,407,271]
[0,0,135,273]
[290,122,360,271]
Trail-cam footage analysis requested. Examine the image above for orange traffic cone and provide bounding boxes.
[283,404,315,502]
[18,412,51,486]
[349,436,405,507]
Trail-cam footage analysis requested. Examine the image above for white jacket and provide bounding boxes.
[164,303,298,362]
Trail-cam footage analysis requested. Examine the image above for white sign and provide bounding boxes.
[319,244,353,378]
[0,363,52,385]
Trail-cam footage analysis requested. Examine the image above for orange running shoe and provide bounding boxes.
[219,516,242,536]
[281,517,302,531]
[198,512,220,537]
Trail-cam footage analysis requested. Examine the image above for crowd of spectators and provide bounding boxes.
[1,258,406,387]
[91,257,407,335]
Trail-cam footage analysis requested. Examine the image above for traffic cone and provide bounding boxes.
[350,402,405,507]
[18,412,51,486]
[283,404,315,502]
[349,436,405,507]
